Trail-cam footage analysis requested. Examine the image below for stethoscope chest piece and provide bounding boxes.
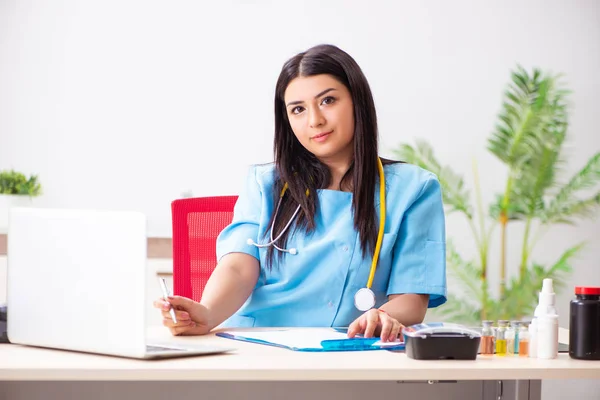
[354,287,376,311]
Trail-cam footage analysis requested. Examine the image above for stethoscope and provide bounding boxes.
[248,158,386,312]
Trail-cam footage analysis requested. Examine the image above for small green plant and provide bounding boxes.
[395,66,600,324]
[0,170,42,196]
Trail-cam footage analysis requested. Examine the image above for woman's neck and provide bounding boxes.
[321,157,353,191]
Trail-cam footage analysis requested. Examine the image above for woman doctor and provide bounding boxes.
[154,44,447,342]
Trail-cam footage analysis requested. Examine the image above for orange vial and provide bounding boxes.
[480,320,495,355]
[518,323,530,356]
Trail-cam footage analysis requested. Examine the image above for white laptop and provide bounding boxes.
[6,207,234,359]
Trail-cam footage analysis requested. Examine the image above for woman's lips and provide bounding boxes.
[311,131,332,142]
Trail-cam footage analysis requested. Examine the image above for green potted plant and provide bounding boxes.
[395,66,600,324]
[0,170,42,232]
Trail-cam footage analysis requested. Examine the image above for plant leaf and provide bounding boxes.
[544,153,600,223]
[488,66,570,221]
[446,241,482,300]
[394,141,473,218]
[0,170,42,196]
[487,66,543,167]
[427,293,481,325]
[489,193,529,221]
[427,241,484,325]
[491,244,583,320]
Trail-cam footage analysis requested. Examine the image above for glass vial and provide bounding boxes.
[512,321,521,354]
[480,320,495,355]
[506,322,516,355]
[495,320,508,356]
[518,322,530,356]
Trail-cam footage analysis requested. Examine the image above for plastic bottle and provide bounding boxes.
[536,313,559,359]
[569,286,600,360]
[529,319,537,358]
[529,278,558,358]
[535,279,558,316]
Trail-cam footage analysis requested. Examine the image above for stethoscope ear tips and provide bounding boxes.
[289,248,297,255]
[246,238,254,245]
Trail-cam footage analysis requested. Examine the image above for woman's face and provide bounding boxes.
[283,74,355,164]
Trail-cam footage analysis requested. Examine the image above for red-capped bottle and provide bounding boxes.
[569,286,600,360]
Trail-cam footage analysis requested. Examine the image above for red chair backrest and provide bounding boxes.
[171,196,238,302]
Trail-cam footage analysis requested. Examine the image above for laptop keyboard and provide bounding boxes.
[146,345,186,352]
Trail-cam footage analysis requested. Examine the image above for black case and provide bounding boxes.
[0,304,8,343]
[404,332,481,360]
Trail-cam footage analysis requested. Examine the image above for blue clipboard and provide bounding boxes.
[215,328,405,352]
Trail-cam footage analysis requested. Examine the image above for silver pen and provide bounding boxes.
[158,277,177,324]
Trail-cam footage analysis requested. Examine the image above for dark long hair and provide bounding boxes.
[266,44,394,268]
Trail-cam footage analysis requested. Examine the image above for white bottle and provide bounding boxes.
[536,313,559,359]
[535,279,558,316]
[529,279,558,358]
[529,318,538,358]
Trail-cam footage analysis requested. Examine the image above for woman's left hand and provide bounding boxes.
[347,309,404,342]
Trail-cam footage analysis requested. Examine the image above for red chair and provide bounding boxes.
[171,196,238,302]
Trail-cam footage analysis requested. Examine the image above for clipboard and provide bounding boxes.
[215,328,405,352]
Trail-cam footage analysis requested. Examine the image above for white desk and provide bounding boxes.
[1,327,598,400]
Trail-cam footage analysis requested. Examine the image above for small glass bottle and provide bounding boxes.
[480,320,495,355]
[518,323,530,356]
[513,321,521,354]
[495,320,508,356]
[506,322,516,355]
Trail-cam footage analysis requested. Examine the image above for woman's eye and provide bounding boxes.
[291,106,304,115]
[321,96,336,105]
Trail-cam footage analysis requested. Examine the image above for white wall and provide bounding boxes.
[1,1,599,398]
[2,0,597,238]
[3,0,599,319]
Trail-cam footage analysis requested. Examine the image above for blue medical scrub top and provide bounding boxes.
[216,162,447,328]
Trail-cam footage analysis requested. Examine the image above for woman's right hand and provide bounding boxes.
[153,296,212,336]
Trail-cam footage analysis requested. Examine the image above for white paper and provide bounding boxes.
[222,328,402,350]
